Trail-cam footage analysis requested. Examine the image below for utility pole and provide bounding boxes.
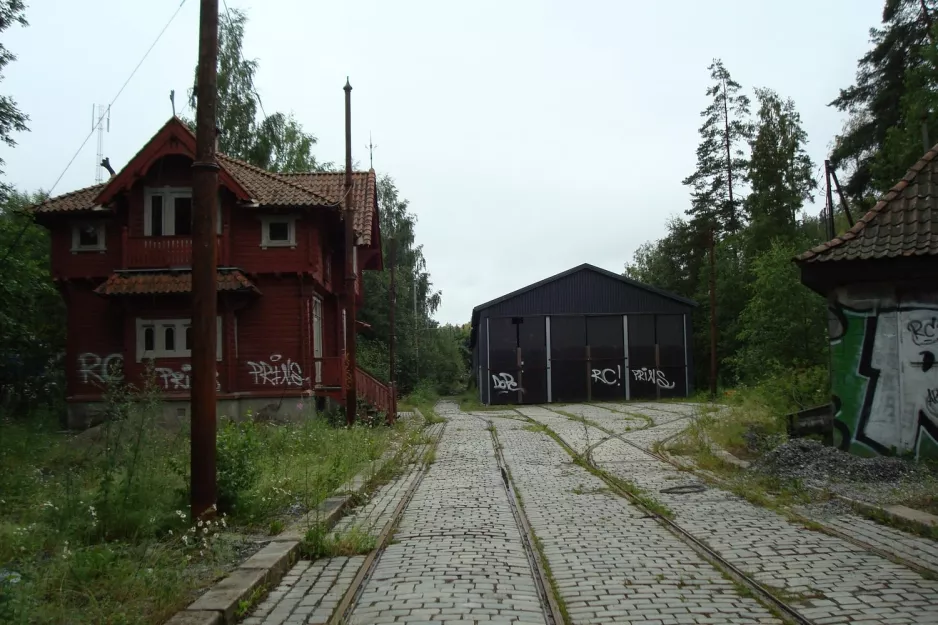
[708,228,718,400]
[824,160,836,240]
[190,0,219,519]
[388,236,397,423]
[343,79,358,426]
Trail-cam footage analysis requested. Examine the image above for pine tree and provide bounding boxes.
[745,89,816,253]
[682,59,752,236]
[830,0,937,200]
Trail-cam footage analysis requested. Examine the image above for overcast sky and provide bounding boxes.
[3,0,882,324]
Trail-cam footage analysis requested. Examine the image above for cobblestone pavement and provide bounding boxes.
[493,414,781,625]
[795,502,938,574]
[519,405,938,624]
[244,425,439,625]
[347,402,548,625]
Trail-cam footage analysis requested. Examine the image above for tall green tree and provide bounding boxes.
[358,176,466,395]
[0,0,28,198]
[830,0,937,200]
[732,234,828,384]
[682,59,752,236]
[744,89,816,254]
[0,191,65,408]
[188,8,330,172]
[870,22,938,189]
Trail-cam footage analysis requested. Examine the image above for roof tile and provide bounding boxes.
[95,270,259,296]
[796,145,938,264]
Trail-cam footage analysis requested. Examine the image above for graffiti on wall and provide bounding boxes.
[631,367,676,390]
[829,299,938,460]
[591,366,622,386]
[78,353,220,391]
[154,365,221,391]
[78,353,124,385]
[492,372,524,394]
[247,354,309,387]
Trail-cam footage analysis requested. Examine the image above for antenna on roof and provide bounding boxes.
[366,132,377,169]
[93,104,110,184]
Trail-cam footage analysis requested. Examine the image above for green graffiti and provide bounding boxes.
[829,305,938,460]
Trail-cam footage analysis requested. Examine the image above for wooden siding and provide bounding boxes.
[66,284,124,397]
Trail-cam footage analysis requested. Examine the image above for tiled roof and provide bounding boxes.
[95,270,259,296]
[281,170,377,245]
[32,183,106,213]
[797,145,938,263]
[217,154,333,207]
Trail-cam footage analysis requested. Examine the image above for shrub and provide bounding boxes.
[216,419,262,513]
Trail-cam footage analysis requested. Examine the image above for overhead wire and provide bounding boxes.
[0,0,189,270]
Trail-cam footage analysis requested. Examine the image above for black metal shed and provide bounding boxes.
[469,263,697,405]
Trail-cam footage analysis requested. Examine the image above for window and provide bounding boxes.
[144,188,192,236]
[71,222,106,252]
[261,216,296,248]
[136,317,222,361]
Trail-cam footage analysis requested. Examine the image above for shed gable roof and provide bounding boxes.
[471,263,698,316]
[796,143,938,264]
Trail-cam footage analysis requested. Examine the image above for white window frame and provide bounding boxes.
[71,221,106,252]
[144,187,193,237]
[136,316,222,362]
[260,215,297,248]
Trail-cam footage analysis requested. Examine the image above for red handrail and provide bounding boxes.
[355,366,393,417]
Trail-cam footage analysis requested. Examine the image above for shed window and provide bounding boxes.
[136,317,221,361]
[144,188,192,236]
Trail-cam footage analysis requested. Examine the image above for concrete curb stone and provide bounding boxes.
[163,420,409,625]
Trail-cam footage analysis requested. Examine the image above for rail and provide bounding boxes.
[355,366,394,417]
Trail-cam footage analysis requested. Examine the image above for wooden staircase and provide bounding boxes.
[354,366,397,422]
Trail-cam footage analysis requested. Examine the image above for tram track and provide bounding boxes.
[513,407,816,625]
[326,420,446,625]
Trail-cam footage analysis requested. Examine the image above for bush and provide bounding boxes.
[216,419,262,513]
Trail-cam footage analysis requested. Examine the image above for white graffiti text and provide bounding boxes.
[631,367,676,390]
[492,372,524,394]
[247,354,309,387]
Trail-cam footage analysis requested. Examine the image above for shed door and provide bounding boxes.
[588,315,627,401]
[627,315,658,399]
[656,314,687,398]
[488,317,522,404]
[550,316,588,403]
[519,316,548,404]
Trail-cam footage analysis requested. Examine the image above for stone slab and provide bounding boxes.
[239,540,300,578]
[188,562,269,623]
[885,504,938,527]
[163,610,223,625]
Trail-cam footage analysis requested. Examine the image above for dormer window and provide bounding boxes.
[144,188,192,237]
[260,215,297,248]
[71,221,106,252]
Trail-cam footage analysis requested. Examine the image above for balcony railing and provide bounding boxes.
[122,226,229,269]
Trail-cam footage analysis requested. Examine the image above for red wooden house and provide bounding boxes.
[32,117,392,428]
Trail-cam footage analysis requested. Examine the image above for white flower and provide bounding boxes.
[168,530,174,536]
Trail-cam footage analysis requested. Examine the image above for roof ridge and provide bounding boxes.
[216,154,335,206]
[797,144,938,262]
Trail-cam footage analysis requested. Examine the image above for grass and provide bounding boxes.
[301,523,378,559]
[0,375,407,624]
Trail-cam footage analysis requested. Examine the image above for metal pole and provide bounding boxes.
[708,228,718,399]
[343,79,357,426]
[190,0,219,519]
[388,236,397,422]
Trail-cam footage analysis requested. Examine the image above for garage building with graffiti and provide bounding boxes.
[797,144,938,460]
[469,264,696,405]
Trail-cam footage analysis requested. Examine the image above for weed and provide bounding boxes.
[235,583,268,618]
[268,519,285,536]
[302,524,377,558]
